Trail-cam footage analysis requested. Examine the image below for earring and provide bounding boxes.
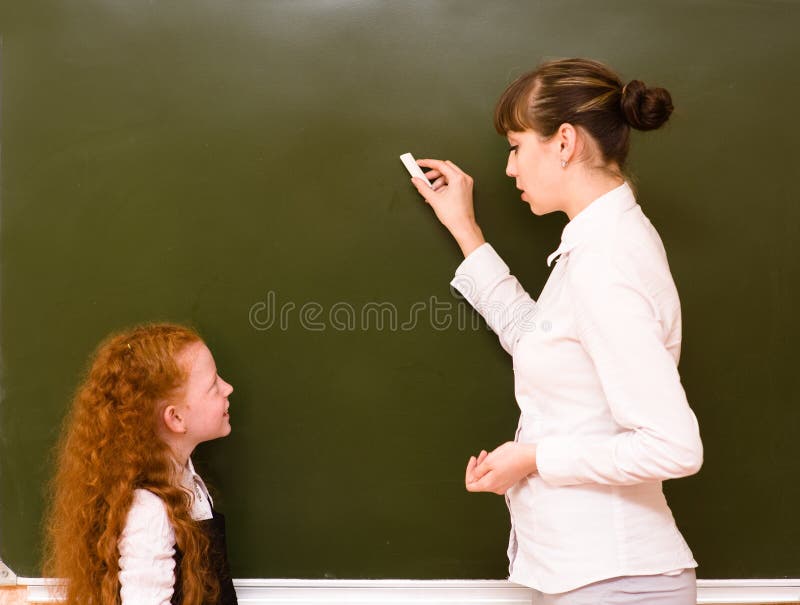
[561,159,568,169]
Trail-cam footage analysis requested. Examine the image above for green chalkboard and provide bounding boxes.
[1,0,799,580]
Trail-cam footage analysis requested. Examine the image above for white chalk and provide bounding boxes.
[399,152,433,189]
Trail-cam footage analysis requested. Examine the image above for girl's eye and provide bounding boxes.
[509,145,519,154]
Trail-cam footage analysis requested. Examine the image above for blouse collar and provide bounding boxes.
[546,181,637,267]
[182,456,214,509]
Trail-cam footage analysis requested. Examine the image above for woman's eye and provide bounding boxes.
[509,145,519,154]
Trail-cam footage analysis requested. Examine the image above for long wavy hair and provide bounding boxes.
[43,323,219,605]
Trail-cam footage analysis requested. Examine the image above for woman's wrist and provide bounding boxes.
[519,443,538,476]
[453,224,485,257]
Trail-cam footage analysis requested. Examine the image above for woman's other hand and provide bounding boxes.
[465,442,538,495]
[411,158,486,257]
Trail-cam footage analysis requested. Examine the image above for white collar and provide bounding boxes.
[182,456,214,510]
[546,182,637,267]
[172,455,197,477]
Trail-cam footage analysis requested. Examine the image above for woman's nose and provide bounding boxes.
[506,154,517,178]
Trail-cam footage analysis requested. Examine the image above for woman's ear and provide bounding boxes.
[557,122,578,163]
[162,404,187,435]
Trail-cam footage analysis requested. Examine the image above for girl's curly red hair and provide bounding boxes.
[43,323,219,605]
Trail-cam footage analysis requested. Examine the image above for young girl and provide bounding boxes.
[44,323,238,605]
[411,58,703,604]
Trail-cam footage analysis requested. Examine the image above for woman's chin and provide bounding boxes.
[528,199,556,216]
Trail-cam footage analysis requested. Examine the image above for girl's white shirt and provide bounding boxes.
[118,458,213,605]
[451,182,702,593]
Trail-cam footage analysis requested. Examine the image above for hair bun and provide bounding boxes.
[621,79,673,131]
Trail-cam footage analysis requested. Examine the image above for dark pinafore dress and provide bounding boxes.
[170,508,238,605]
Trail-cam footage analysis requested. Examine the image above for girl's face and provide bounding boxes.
[505,129,563,216]
[178,342,234,444]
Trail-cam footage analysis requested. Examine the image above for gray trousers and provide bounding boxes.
[533,569,697,605]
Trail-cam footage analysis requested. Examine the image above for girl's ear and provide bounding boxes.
[162,404,187,435]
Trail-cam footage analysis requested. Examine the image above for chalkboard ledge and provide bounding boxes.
[7,577,799,604]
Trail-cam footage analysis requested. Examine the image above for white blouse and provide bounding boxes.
[118,458,214,605]
[451,182,703,594]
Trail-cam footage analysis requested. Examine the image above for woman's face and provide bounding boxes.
[505,129,564,215]
[178,341,234,445]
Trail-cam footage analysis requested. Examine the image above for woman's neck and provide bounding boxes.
[563,171,625,220]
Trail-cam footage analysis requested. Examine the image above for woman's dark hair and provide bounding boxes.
[494,58,673,168]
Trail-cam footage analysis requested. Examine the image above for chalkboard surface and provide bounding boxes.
[2,0,798,580]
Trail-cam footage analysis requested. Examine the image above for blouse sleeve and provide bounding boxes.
[535,243,703,486]
[118,489,177,605]
[450,243,539,355]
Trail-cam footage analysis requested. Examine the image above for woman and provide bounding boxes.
[410,58,703,604]
[44,323,238,605]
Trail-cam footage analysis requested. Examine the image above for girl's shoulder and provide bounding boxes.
[123,489,174,540]
[131,487,167,509]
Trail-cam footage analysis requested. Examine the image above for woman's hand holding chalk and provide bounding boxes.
[404,156,486,257]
